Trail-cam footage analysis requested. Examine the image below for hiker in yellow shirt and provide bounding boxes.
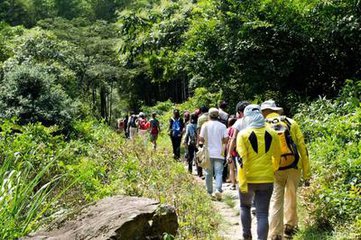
[237,104,280,240]
[261,100,311,240]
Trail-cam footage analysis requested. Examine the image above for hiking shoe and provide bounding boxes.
[271,235,282,240]
[212,191,222,201]
[251,206,256,216]
[242,234,252,240]
[284,224,298,237]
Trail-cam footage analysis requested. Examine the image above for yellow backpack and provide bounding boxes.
[265,116,299,170]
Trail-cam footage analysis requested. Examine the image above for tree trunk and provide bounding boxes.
[109,81,113,125]
[92,84,96,113]
[100,85,107,120]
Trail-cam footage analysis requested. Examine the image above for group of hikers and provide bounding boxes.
[117,112,161,150]
[117,99,311,240]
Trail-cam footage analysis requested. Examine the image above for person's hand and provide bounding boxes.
[227,155,233,164]
[304,179,310,187]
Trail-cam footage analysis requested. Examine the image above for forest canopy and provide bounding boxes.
[0,0,360,123]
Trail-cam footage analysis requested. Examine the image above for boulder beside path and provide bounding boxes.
[23,196,178,240]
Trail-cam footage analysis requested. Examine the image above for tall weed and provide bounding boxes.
[0,144,61,239]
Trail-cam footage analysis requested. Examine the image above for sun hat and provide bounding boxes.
[260,100,283,114]
[208,107,219,118]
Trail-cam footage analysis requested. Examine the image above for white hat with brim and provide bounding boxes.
[260,100,283,114]
[208,107,219,118]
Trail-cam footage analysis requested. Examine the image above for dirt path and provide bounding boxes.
[191,164,257,240]
[214,182,257,240]
[213,183,242,240]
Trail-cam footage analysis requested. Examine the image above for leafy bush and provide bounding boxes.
[0,118,220,239]
[0,64,76,127]
[144,87,221,128]
[294,80,361,238]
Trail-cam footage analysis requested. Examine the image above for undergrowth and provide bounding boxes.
[0,117,221,239]
[294,80,361,239]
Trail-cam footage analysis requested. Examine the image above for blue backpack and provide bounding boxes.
[171,118,181,137]
[187,124,197,146]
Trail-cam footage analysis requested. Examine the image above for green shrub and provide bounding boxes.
[0,117,220,239]
[294,80,361,238]
[0,64,76,127]
[0,119,68,239]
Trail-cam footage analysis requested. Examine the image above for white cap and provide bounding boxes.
[260,100,283,114]
[208,108,219,118]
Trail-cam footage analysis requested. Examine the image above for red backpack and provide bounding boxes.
[138,118,148,130]
[117,119,125,129]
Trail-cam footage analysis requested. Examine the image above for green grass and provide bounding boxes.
[0,153,62,239]
[223,194,236,209]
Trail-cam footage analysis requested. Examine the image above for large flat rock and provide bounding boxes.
[23,196,178,240]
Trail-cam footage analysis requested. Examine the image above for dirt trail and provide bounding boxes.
[214,182,257,240]
[192,165,257,240]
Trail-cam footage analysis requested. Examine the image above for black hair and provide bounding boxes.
[173,109,180,118]
[219,101,227,109]
[227,117,237,128]
[236,101,250,113]
[190,113,198,124]
[200,106,209,113]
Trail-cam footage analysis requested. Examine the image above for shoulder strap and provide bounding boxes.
[279,116,292,130]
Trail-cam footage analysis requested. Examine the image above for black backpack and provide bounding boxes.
[129,116,137,128]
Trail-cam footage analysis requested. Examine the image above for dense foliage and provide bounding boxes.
[1,0,360,119]
[116,0,361,111]
[295,80,361,239]
[0,118,222,239]
[0,64,75,126]
[0,0,360,239]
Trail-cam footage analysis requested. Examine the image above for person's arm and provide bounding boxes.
[222,126,229,144]
[183,125,190,145]
[227,128,239,160]
[271,131,281,172]
[157,120,161,133]
[236,132,248,193]
[127,118,131,131]
[169,119,173,136]
[199,125,205,145]
[180,118,185,134]
[292,120,311,181]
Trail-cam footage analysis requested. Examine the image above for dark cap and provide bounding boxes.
[236,101,250,113]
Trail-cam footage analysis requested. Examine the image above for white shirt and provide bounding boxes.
[232,117,247,132]
[218,108,229,122]
[200,120,228,159]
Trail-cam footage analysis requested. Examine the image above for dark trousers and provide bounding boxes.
[187,145,197,173]
[171,136,182,159]
[239,183,274,240]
